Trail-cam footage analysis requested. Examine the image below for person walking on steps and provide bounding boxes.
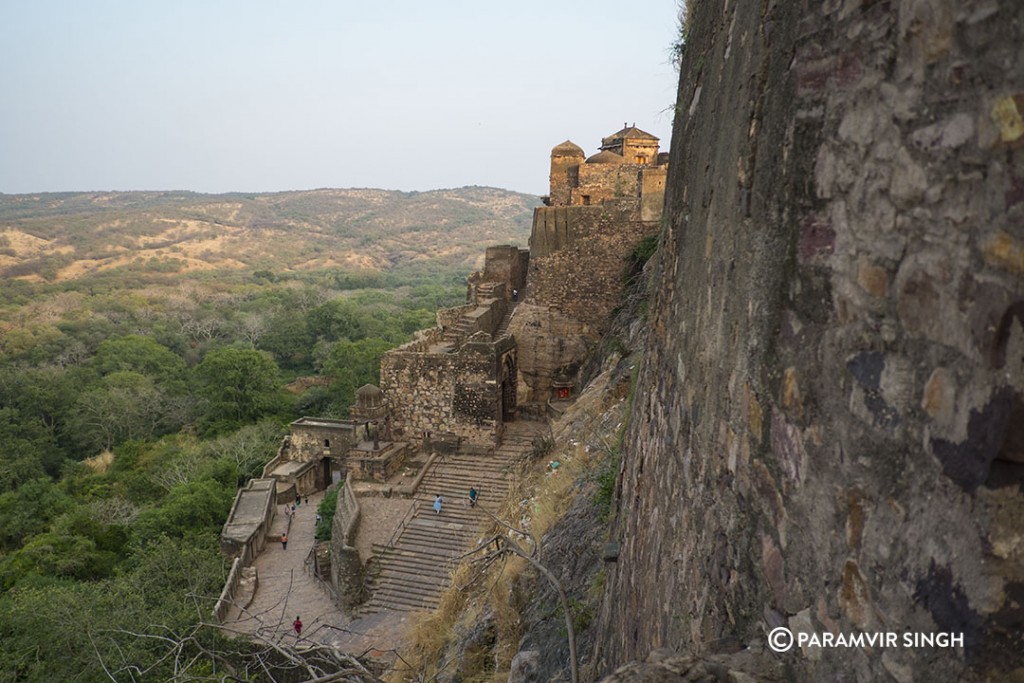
[281,533,288,550]
[293,616,302,636]
[468,487,478,508]
[434,494,443,514]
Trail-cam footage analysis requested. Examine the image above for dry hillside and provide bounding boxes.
[0,187,538,283]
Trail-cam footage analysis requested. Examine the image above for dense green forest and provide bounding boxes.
[0,187,536,680]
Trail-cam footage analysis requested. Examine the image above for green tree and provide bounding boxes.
[307,298,365,341]
[132,478,233,541]
[259,309,314,369]
[0,408,63,491]
[92,335,188,385]
[0,477,74,550]
[68,371,188,452]
[318,337,392,414]
[194,348,283,431]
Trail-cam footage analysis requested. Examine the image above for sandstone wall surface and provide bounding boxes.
[597,1,1024,680]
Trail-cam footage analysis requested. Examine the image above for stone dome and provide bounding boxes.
[551,140,585,158]
[585,150,626,165]
[355,383,384,408]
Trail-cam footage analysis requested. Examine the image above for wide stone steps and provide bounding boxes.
[360,431,538,615]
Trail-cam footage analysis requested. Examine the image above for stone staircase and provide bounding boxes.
[360,427,539,614]
[441,316,477,346]
[494,301,518,339]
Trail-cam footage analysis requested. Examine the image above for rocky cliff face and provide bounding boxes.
[596,1,1024,680]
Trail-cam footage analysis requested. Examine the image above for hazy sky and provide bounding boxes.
[0,1,681,196]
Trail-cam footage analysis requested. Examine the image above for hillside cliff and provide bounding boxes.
[596,0,1024,680]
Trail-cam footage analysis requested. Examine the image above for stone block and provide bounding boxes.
[856,260,890,297]
[921,367,956,425]
[509,650,541,683]
[991,95,1024,145]
[982,231,1024,273]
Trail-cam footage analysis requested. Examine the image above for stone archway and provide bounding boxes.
[500,352,518,422]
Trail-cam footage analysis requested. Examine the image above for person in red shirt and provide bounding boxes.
[293,616,302,636]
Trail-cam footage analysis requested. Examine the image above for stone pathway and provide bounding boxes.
[220,490,350,645]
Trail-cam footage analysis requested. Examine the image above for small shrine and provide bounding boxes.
[350,383,392,448]
[552,371,574,400]
[346,384,408,481]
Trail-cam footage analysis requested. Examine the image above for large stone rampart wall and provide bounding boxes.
[597,1,1024,680]
[528,199,654,331]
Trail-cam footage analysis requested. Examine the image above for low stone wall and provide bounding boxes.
[260,438,289,478]
[219,478,277,564]
[329,473,364,611]
[267,458,320,501]
[390,326,446,354]
[438,303,477,329]
[213,557,244,622]
[348,441,410,482]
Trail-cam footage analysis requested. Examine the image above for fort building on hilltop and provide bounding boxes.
[378,123,667,443]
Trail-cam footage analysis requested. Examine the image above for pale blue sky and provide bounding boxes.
[0,1,681,195]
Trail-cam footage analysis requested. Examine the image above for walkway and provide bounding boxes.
[220,489,348,644]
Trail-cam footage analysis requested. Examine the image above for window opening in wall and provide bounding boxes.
[324,439,330,448]
[636,155,647,164]
[582,195,591,205]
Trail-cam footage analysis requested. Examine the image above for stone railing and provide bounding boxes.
[213,557,245,622]
[389,326,446,353]
[329,473,364,610]
[339,471,361,547]
[393,451,440,497]
[261,437,289,478]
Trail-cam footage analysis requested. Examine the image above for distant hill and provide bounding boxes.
[0,187,539,282]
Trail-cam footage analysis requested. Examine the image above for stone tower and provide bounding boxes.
[548,140,585,207]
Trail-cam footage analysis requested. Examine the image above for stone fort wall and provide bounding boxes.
[528,198,654,332]
[596,0,1024,680]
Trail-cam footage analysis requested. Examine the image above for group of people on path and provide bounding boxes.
[280,494,317,550]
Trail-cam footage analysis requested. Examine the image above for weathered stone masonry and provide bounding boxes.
[509,128,667,406]
[381,334,516,445]
[597,1,1024,680]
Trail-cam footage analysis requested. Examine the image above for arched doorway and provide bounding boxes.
[500,353,518,422]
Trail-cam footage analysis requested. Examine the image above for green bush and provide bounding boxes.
[315,487,339,541]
